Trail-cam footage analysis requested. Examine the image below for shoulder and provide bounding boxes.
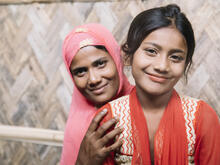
[108,95,130,116]
[195,100,219,126]
[179,94,200,108]
[109,95,130,106]
[179,94,219,121]
[178,94,215,115]
[179,94,201,123]
[96,94,130,124]
[179,94,219,132]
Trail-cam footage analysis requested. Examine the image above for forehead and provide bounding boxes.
[142,27,187,50]
[70,46,113,68]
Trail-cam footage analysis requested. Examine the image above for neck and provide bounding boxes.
[135,86,173,112]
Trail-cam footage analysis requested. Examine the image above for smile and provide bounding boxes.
[147,73,169,83]
[90,84,108,95]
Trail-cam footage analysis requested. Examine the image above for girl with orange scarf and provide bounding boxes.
[77,4,220,165]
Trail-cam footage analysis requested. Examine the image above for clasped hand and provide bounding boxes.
[76,109,123,165]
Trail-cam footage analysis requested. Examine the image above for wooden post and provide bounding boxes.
[0,0,108,5]
[0,125,64,146]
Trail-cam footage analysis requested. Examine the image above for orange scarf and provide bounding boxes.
[103,87,188,164]
[130,88,188,165]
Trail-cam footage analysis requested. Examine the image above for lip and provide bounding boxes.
[147,73,169,83]
[90,84,108,95]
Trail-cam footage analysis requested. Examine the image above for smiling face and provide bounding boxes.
[132,27,187,97]
[70,46,119,107]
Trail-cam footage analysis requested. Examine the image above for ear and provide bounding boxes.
[121,50,132,66]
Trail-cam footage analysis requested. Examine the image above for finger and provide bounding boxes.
[98,126,123,146]
[87,109,108,133]
[103,138,123,154]
[115,134,121,153]
[95,117,119,138]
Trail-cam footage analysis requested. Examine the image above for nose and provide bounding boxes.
[153,55,169,73]
[88,69,101,87]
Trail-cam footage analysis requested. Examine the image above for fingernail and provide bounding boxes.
[111,118,116,122]
[101,108,107,114]
[114,116,119,121]
[119,126,124,131]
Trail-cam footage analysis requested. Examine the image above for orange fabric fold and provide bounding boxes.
[130,88,188,165]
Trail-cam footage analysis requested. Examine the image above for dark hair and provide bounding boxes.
[94,45,108,53]
[122,4,195,77]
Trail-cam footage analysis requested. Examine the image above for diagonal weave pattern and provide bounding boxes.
[0,0,219,164]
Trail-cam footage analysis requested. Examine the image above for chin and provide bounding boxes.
[90,96,112,107]
[148,88,173,97]
[137,84,171,97]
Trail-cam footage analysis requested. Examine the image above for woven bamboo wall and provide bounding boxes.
[0,0,219,164]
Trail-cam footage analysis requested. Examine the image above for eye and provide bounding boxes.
[72,68,87,77]
[94,59,107,68]
[169,55,184,62]
[144,48,158,56]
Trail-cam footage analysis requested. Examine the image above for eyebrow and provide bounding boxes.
[143,42,162,50]
[143,42,186,54]
[169,49,186,54]
[91,57,108,66]
[70,56,108,72]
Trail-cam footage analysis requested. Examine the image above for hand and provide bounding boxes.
[76,109,123,165]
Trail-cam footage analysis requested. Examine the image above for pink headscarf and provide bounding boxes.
[60,23,133,164]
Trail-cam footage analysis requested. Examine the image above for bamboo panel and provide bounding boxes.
[0,0,219,164]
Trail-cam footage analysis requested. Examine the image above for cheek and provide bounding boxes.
[102,63,118,79]
[112,71,120,88]
[73,77,87,90]
[171,63,185,77]
[132,53,151,75]
[133,49,151,66]
[103,64,120,91]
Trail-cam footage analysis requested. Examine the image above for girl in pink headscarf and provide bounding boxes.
[61,23,133,164]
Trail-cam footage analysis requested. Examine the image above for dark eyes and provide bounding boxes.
[144,48,157,56]
[72,68,87,77]
[169,55,184,62]
[144,48,184,62]
[71,60,108,77]
[94,59,107,68]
